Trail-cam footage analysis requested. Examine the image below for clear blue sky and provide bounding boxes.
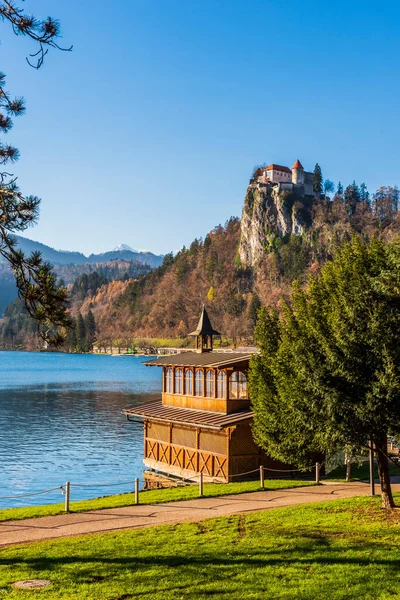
[3,0,400,255]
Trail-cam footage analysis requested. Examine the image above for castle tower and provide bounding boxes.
[189,305,220,353]
[292,159,304,185]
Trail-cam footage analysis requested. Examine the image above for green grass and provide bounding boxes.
[1,493,400,599]
[0,479,314,523]
[326,459,400,482]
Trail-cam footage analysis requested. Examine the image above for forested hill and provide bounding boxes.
[1,183,399,351]
[76,185,400,348]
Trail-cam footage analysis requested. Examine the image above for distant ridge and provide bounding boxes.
[0,236,164,316]
[2,236,164,268]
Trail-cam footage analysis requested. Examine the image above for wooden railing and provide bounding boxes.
[145,438,228,479]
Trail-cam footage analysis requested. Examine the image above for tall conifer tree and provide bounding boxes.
[85,310,96,351]
[76,313,86,353]
[250,237,400,509]
[313,164,323,195]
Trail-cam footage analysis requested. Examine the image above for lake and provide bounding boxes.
[0,351,161,508]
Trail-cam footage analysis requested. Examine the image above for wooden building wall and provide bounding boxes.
[144,420,229,480]
[144,419,292,482]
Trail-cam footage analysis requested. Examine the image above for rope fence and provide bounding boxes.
[0,462,322,512]
[0,486,63,501]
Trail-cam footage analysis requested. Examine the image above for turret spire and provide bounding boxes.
[189,305,220,353]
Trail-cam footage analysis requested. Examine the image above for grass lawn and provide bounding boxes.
[0,478,315,523]
[1,493,400,599]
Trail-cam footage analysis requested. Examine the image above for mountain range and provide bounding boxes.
[0,236,164,316]
[5,236,163,268]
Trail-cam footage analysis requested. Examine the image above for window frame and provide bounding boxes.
[195,369,204,397]
[165,368,173,394]
[205,369,215,398]
[175,368,183,395]
[229,370,248,400]
[216,371,226,399]
[184,368,193,396]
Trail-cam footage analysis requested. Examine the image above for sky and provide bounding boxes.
[2,0,400,256]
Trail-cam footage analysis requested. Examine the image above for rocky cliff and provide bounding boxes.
[239,183,311,268]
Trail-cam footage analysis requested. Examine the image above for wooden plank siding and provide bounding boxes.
[163,392,249,414]
[144,421,230,481]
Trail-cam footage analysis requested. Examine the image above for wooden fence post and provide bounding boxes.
[199,472,204,497]
[260,465,265,489]
[369,442,375,496]
[65,481,70,513]
[135,478,139,504]
[345,453,351,482]
[315,463,320,484]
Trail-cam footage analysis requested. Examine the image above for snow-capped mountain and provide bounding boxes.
[112,243,139,253]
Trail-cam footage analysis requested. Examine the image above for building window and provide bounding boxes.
[205,370,215,397]
[195,369,204,396]
[229,371,247,399]
[175,368,183,394]
[216,371,226,398]
[165,368,173,393]
[185,369,193,396]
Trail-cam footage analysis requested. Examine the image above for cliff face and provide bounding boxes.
[239,183,308,268]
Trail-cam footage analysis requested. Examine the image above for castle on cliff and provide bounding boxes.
[253,159,313,196]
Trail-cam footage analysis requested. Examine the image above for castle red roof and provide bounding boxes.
[292,159,304,169]
[263,164,292,174]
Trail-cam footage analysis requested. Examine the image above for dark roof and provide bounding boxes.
[123,400,254,430]
[189,305,221,337]
[143,352,253,368]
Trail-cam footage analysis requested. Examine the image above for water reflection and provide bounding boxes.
[0,352,161,508]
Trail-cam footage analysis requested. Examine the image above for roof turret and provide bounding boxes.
[189,305,220,337]
[292,159,304,170]
[189,305,220,353]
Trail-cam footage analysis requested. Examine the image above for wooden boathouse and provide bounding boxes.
[124,306,287,482]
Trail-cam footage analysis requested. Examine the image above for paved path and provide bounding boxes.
[0,481,396,547]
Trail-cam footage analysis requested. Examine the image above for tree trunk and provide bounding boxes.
[375,434,395,509]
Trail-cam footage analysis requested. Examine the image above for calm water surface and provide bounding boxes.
[0,352,161,508]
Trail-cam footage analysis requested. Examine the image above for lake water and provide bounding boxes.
[0,352,161,508]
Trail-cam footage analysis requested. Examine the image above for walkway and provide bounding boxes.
[0,481,396,547]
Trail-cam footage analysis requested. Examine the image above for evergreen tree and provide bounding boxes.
[323,179,335,198]
[313,164,323,195]
[359,182,370,204]
[344,181,361,214]
[189,238,200,256]
[85,310,96,351]
[250,236,400,509]
[0,3,71,344]
[76,313,86,353]
[336,181,344,195]
[203,234,212,252]
[65,317,77,352]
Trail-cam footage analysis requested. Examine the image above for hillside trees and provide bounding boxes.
[66,310,97,353]
[250,237,400,509]
[0,2,71,343]
[372,187,399,226]
[344,181,361,214]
